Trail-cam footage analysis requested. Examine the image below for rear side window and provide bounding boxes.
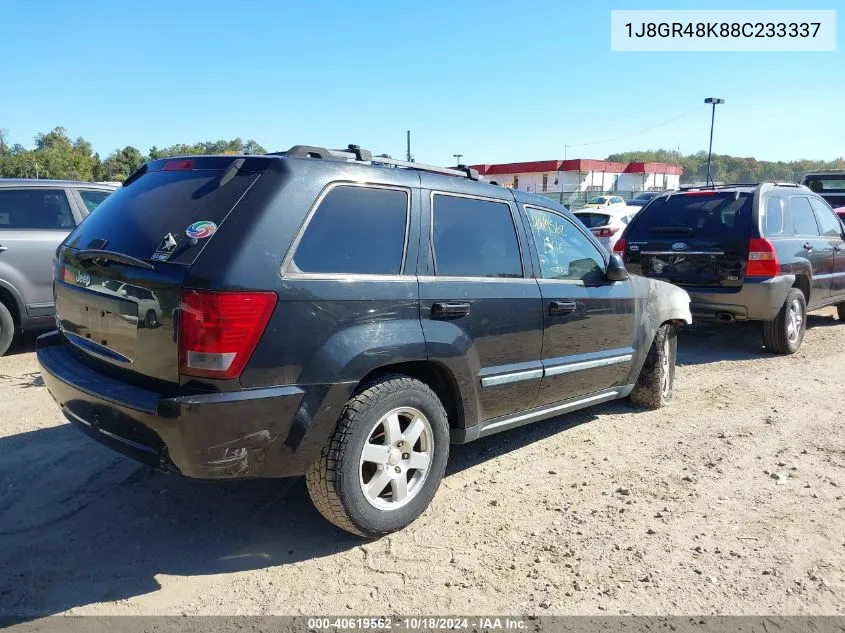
[790,197,820,236]
[809,197,843,238]
[0,189,74,230]
[432,194,522,278]
[78,190,111,213]
[763,195,786,236]
[574,213,610,228]
[630,193,752,240]
[291,185,408,275]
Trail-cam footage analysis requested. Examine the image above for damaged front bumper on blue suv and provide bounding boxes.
[36,330,354,478]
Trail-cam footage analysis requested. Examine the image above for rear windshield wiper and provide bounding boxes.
[76,249,155,270]
[650,226,694,235]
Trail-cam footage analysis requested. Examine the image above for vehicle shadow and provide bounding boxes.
[3,332,43,357]
[0,398,622,619]
[676,313,842,366]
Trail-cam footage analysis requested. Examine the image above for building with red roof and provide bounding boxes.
[468,159,683,193]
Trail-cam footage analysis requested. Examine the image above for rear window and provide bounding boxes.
[629,192,753,240]
[0,189,75,230]
[574,213,611,228]
[290,185,409,275]
[804,175,845,193]
[588,197,609,204]
[64,157,265,264]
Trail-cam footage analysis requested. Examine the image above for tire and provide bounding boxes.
[630,323,677,409]
[0,301,14,356]
[305,374,450,538]
[762,289,806,355]
[144,309,159,329]
[837,303,845,321]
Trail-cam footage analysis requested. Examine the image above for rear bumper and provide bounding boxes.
[36,331,354,478]
[684,275,794,321]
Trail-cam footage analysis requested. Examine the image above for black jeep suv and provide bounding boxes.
[37,145,690,536]
[615,182,845,354]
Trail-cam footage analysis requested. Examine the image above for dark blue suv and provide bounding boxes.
[37,145,691,536]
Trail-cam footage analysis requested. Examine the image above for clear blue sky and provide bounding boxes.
[2,0,842,164]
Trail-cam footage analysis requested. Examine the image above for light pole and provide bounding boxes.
[25,158,39,179]
[453,153,463,166]
[704,97,724,186]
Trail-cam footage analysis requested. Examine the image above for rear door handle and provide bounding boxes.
[549,300,577,316]
[431,302,470,318]
[803,242,813,251]
[0,245,7,253]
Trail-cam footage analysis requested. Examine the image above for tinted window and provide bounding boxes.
[629,193,752,240]
[432,194,522,278]
[527,207,605,283]
[79,190,111,213]
[292,186,408,275]
[574,213,610,228]
[0,189,74,230]
[804,176,845,193]
[809,197,843,238]
[763,195,785,236]
[791,197,820,236]
[65,157,265,264]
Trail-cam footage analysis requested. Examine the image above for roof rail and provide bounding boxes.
[275,144,480,181]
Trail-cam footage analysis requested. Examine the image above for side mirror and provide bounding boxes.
[606,253,629,282]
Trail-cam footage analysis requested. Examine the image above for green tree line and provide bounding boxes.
[0,127,267,182]
[606,149,845,185]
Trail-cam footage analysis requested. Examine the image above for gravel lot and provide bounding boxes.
[1,311,844,617]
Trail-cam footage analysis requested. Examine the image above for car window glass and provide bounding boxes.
[791,197,820,236]
[291,186,408,275]
[526,207,605,283]
[79,190,111,213]
[0,189,74,229]
[432,194,522,278]
[809,198,843,238]
[764,195,785,236]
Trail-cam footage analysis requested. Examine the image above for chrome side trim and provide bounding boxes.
[544,354,632,377]
[480,368,544,388]
[640,251,725,256]
[418,275,535,283]
[478,388,626,438]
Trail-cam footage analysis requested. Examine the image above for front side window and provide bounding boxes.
[809,197,843,238]
[526,207,606,283]
[291,185,408,275]
[790,196,820,236]
[0,189,74,230]
[432,194,522,278]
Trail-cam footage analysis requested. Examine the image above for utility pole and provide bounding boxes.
[406,131,413,162]
[453,153,463,166]
[25,158,39,179]
[704,97,724,186]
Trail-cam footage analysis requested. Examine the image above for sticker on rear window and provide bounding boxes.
[186,221,217,239]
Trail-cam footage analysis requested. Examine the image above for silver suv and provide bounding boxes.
[0,179,117,354]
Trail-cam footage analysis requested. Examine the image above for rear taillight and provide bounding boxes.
[61,265,74,284]
[613,238,627,254]
[178,290,277,379]
[591,227,620,238]
[746,238,779,277]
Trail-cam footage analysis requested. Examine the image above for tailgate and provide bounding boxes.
[624,191,753,288]
[55,155,270,383]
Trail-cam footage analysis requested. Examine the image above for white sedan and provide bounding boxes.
[574,207,638,253]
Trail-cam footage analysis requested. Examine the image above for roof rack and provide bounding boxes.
[275,144,480,181]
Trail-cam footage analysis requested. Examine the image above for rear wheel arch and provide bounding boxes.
[792,274,811,305]
[0,285,21,327]
[356,360,465,430]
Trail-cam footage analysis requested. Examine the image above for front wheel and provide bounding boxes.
[0,301,14,356]
[762,289,806,354]
[630,323,677,409]
[306,375,449,537]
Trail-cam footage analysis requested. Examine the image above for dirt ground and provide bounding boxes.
[1,310,843,618]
